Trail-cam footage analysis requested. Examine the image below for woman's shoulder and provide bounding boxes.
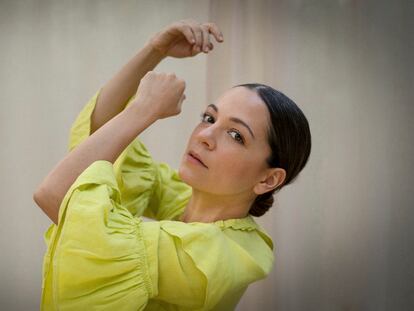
[144,216,274,309]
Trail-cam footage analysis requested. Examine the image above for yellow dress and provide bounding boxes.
[40,89,275,311]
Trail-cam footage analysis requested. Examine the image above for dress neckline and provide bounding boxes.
[172,212,274,249]
[175,213,259,231]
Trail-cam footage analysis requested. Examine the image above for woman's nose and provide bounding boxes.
[196,126,216,150]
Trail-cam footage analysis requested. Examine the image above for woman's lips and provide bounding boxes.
[187,152,208,168]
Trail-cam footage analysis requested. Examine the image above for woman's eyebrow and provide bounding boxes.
[207,104,256,139]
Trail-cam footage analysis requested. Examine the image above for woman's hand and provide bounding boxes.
[130,71,186,121]
[148,19,224,58]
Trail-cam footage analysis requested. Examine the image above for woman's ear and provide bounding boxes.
[253,168,286,195]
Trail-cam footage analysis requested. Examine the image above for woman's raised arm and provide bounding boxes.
[34,72,186,225]
[90,19,223,134]
[90,43,165,135]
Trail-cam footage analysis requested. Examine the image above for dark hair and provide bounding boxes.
[233,83,312,217]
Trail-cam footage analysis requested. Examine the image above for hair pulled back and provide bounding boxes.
[233,83,312,217]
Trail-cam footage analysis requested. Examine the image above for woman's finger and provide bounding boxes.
[176,22,195,45]
[180,93,186,104]
[205,22,224,42]
[186,21,202,52]
[200,25,211,52]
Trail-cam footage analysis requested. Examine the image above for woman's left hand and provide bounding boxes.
[147,19,224,58]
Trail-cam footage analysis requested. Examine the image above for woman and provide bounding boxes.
[34,19,311,310]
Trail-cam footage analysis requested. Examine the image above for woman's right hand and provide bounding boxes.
[131,71,186,121]
[147,19,224,58]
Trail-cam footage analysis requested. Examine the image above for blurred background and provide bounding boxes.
[1,0,413,310]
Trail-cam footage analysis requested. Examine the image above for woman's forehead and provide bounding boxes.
[215,87,264,110]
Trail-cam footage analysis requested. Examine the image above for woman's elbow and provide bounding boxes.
[33,184,49,208]
[33,189,59,225]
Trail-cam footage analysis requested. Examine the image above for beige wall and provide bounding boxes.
[207,1,413,310]
[1,0,413,310]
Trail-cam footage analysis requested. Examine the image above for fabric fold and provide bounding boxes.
[157,220,272,310]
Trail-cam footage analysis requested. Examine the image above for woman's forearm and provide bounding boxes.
[90,42,165,134]
[34,103,157,225]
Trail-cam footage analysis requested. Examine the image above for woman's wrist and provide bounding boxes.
[143,39,168,62]
[123,98,159,128]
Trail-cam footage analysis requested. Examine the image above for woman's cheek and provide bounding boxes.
[220,157,248,181]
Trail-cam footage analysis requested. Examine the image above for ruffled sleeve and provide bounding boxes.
[66,89,192,221]
[41,160,206,310]
[149,221,274,310]
[41,161,154,310]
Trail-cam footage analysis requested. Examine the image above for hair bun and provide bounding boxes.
[249,191,275,217]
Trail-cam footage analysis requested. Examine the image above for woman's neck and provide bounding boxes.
[179,189,253,223]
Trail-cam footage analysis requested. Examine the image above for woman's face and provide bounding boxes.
[178,86,274,196]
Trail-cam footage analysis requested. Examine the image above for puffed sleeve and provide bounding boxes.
[41,160,207,310]
[41,160,151,310]
[66,89,192,220]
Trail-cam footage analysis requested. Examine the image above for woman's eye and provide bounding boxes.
[228,130,245,144]
[200,112,245,145]
[200,112,214,123]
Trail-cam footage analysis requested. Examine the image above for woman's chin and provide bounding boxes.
[178,164,193,184]
[178,164,205,188]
